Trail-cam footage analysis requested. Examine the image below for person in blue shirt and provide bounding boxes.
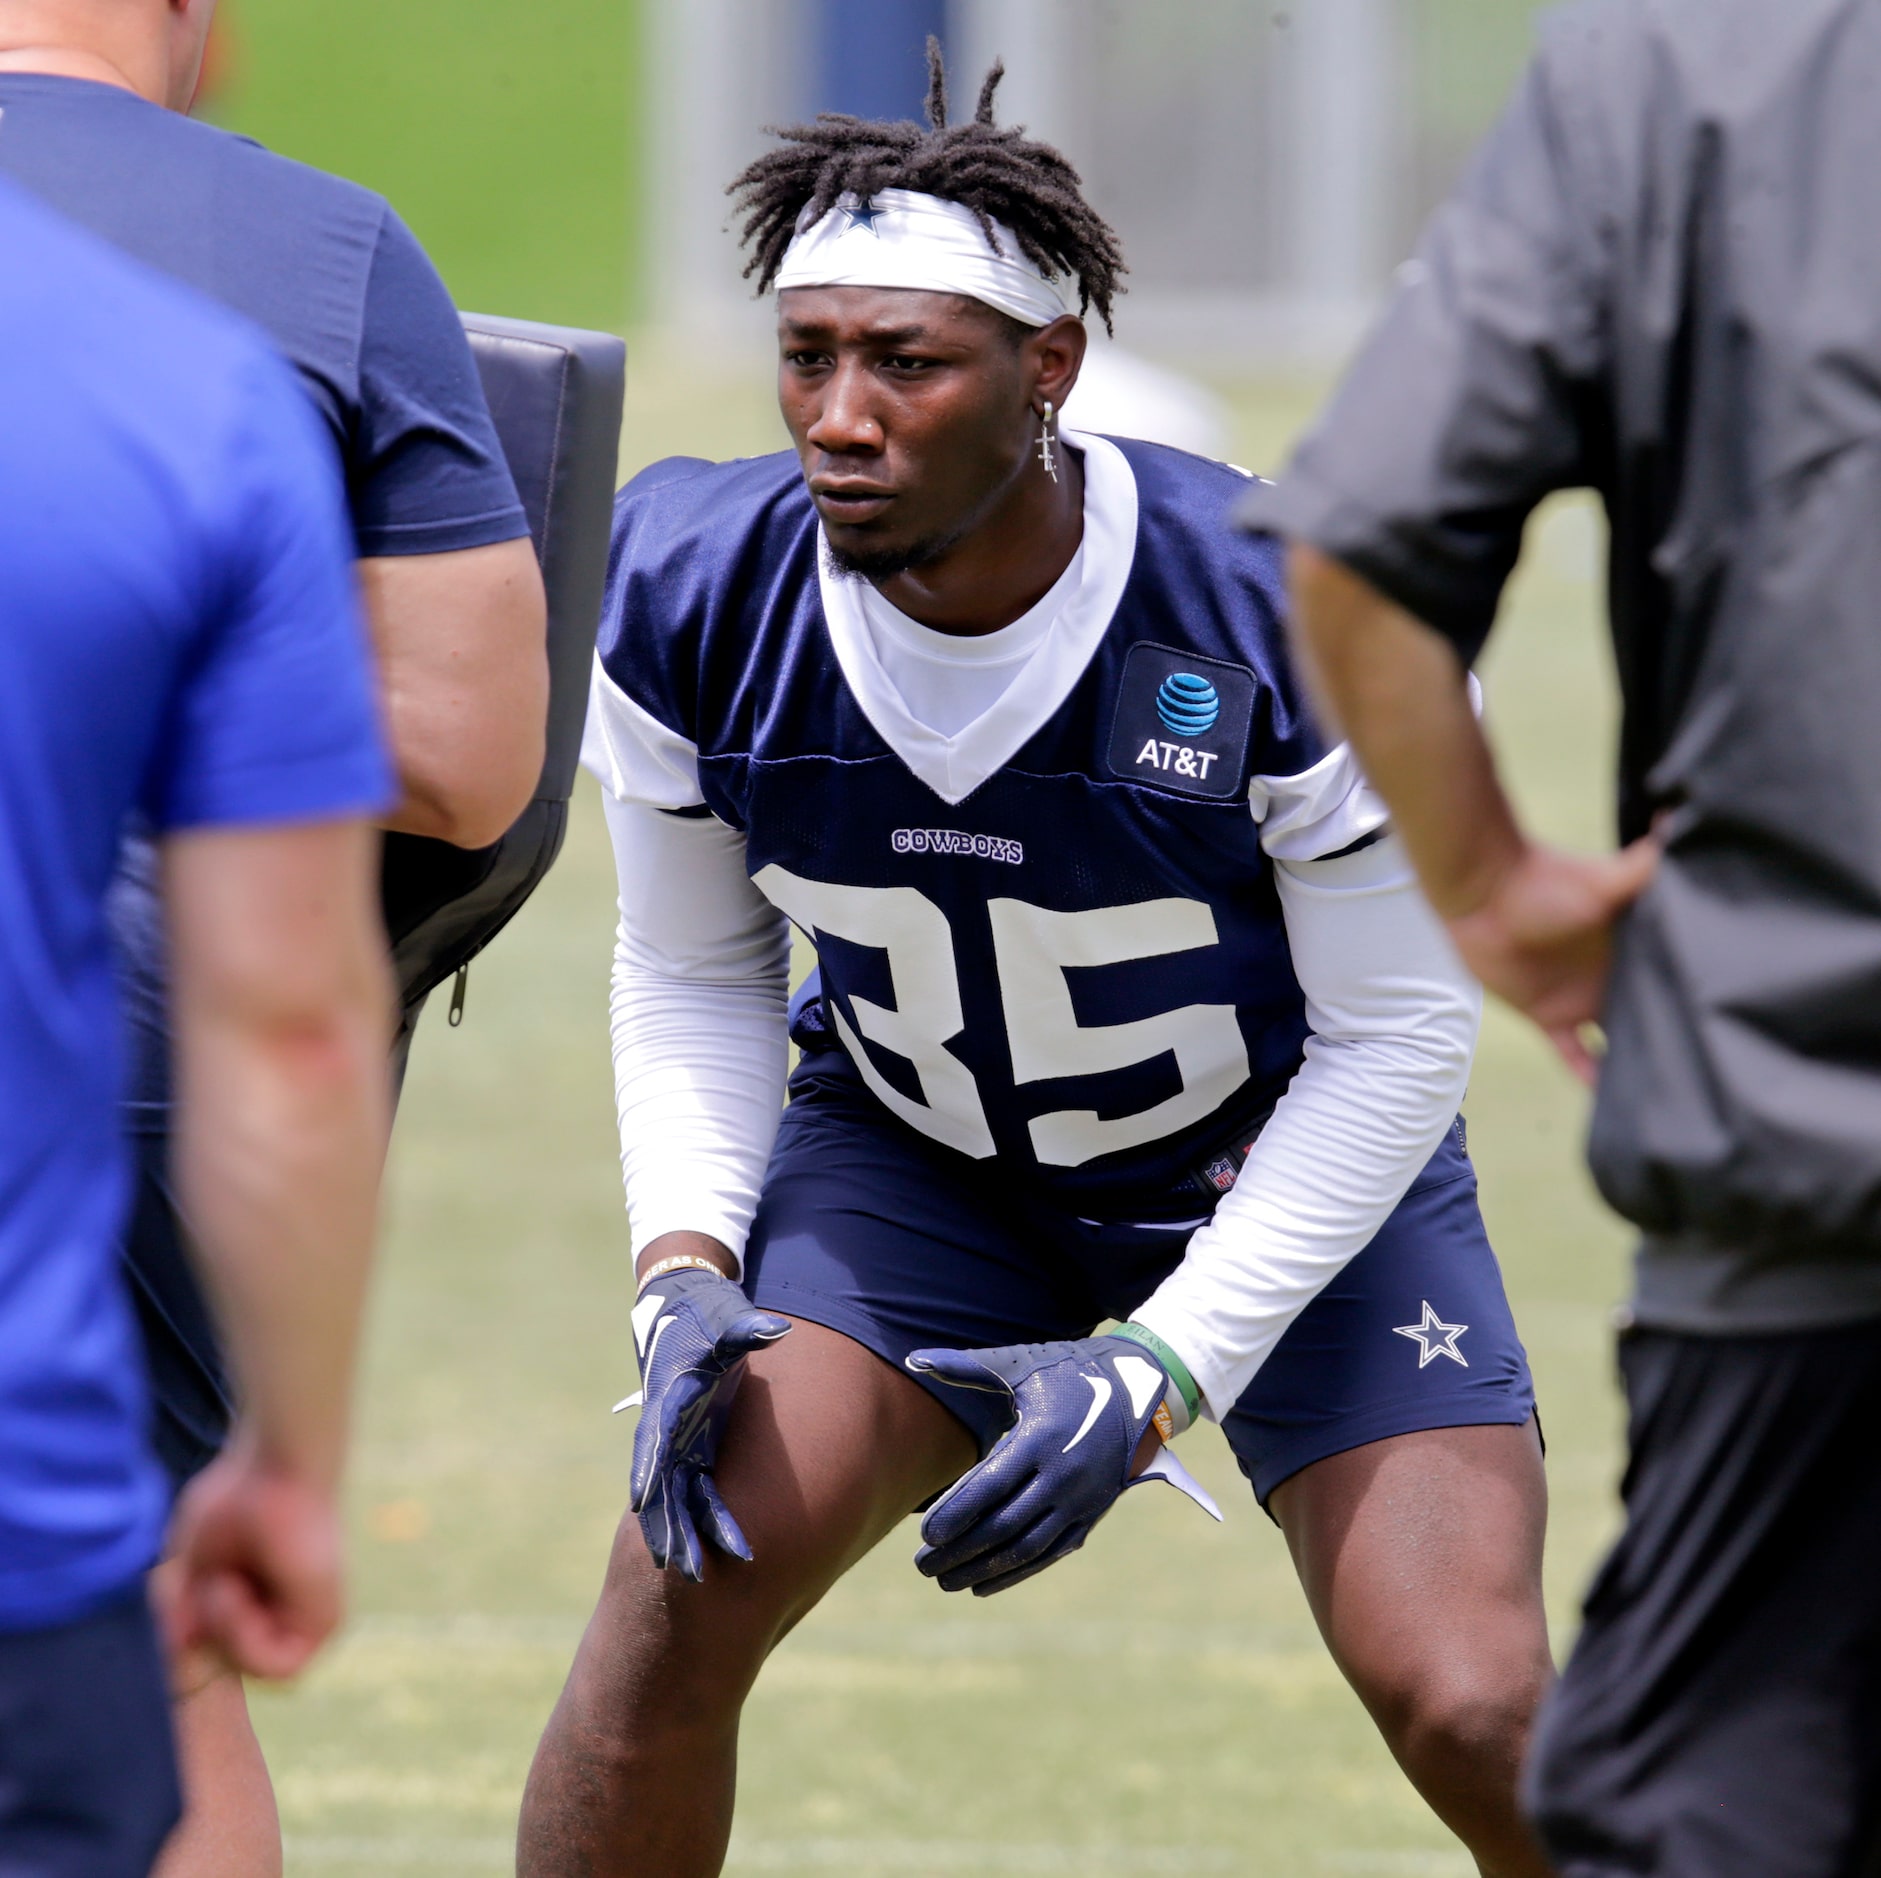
[521,56,1553,1878]
[0,3,548,1864]
[0,175,393,1878]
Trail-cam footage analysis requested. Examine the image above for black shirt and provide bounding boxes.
[1245,0,1881,1330]
[0,74,527,556]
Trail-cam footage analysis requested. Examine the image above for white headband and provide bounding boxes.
[772,188,1071,329]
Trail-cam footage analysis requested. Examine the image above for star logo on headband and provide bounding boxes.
[839,196,883,235]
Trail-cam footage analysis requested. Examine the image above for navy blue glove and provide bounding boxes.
[617,1266,789,1582]
[907,1335,1221,1598]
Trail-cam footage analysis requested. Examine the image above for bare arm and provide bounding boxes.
[1285,543,1656,1080]
[362,536,548,849]
[161,816,393,1677]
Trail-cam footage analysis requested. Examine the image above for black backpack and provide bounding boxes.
[379,315,625,1071]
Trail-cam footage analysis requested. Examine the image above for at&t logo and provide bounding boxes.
[1156,672,1221,736]
[1134,738,1220,780]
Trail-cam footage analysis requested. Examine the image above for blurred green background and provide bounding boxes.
[212,0,638,331]
[207,7,1626,1874]
[208,0,1559,342]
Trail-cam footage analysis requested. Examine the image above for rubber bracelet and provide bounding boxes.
[1112,1322,1203,1431]
[636,1253,729,1291]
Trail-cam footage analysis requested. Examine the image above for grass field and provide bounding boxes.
[242,365,1630,1877]
[197,13,1632,1870]
[214,0,637,333]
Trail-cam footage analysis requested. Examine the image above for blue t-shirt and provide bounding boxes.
[0,73,527,558]
[0,179,393,1630]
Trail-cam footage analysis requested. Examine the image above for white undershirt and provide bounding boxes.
[582,440,1482,1418]
[853,543,1084,739]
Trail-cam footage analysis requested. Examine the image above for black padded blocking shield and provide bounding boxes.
[379,314,626,1028]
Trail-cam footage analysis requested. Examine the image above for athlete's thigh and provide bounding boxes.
[1224,1122,1537,1508]
[1270,1421,1548,1705]
[713,1317,976,1617]
[744,1052,1104,1456]
[587,1319,974,1698]
[1226,1125,1547,1694]
[583,1053,1085,1699]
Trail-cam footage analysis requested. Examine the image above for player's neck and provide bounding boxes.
[874,447,1085,638]
[0,44,159,102]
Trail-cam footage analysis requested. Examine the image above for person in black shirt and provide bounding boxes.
[1248,1,1881,1871]
[0,2,548,1873]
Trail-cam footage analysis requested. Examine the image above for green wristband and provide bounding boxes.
[1111,1322,1202,1430]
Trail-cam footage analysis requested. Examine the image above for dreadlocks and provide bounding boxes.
[728,38,1126,333]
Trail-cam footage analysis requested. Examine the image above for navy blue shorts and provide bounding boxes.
[0,1591,181,1877]
[746,1058,1536,1506]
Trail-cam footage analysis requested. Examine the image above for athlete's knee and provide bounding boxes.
[1365,1650,1550,1785]
[576,1511,796,1729]
[1408,1672,1539,1773]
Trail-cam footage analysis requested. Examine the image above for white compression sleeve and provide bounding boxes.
[602,790,791,1270]
[1130,834,1482,1418]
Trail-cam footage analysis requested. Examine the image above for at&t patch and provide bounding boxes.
[1105,641,1256,800]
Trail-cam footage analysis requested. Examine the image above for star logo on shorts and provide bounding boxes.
[840,196,883,235]
[1393,1301,1470,1368]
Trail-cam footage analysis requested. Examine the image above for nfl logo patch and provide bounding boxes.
[1204,1154,1240,1194]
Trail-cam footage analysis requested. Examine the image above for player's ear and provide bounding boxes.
[1026,315,1087,421]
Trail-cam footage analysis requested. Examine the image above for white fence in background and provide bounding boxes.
[644,0,1546,367]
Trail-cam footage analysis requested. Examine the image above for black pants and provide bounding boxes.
[1526,1320,1881,1877]
[121,995,424,1496]
[0,1592,180,1877]
[122,1124,233,1492]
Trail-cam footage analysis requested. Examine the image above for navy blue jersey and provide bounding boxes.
[592,436,1378,1220]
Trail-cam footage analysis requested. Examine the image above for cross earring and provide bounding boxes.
[1037,400,1059,483]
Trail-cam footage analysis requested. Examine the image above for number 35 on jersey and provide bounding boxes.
[754,865,1252,1172]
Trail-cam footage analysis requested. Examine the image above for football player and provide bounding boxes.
[521,51,1552,1878]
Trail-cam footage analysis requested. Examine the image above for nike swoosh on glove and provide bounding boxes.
[907,1336,1221,1598]
[616,1267,789,1582]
